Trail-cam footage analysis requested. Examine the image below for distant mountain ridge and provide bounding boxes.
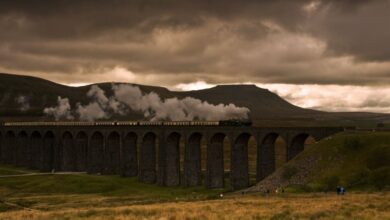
[0,73,389,126]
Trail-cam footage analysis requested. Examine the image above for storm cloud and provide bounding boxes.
[1,0,390,112]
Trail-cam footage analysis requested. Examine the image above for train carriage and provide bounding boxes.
[0,119,253,127]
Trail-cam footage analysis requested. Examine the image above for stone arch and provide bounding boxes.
[139,132,157,184]
[288,133,315,161]
[184,132,202,186]
[42,131,55,172]
[257,133,287,181]
[164,132,181,186]
[75,132,88,171]
[104,131,121,175]
[62,132,75,171]
[231,133,254,190]
[206,133,226,188]
[30,131,42,170]
[4,131,16,165]
[17,131,28,167]
[121,132,138,177]
[88,132,104,174]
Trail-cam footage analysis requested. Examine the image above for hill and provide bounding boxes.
[244,131,390,193]
[0,72,389,126]
[172,85,318,119]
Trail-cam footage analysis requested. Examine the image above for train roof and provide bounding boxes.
[0,121,223,126]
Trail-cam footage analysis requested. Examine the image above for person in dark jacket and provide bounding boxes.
[340,187,345,195]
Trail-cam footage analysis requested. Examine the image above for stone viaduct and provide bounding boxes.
[0,122,342,190]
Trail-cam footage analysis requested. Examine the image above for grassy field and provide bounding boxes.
[0,165,32,175]
[0,191,388,219]
[0,166,227,214]
[0,169,225,199]
[0,164,388,219]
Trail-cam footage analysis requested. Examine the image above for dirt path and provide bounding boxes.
[0,200,38,212]
[0,172,86,178]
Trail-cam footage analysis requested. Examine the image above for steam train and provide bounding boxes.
[1,119,252,127]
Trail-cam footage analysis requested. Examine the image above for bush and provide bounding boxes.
[281,166,298,181]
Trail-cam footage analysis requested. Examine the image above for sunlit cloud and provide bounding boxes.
[256,84,390,113]
[175,81,215,91]
[66,83,91,87]
[175,81,390,113]
[303,0,322,14]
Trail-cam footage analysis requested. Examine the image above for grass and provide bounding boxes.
[0,165,32,175]
[312,132,390,190]
[0,169,226,199]
[275,131,390,192]
[0,164,230,216]
[0,192,388,219]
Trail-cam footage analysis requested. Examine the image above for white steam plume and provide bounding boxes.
[43,84,250,121]
[112,84,250,121]
[43,97,74,120]
[76,85,124,121]
[76,102,108,121]
[15,95,30,112]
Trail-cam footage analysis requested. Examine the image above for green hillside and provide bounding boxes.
[247,131,390,192]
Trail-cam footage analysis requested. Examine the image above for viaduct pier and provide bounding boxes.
[0,121,342,190]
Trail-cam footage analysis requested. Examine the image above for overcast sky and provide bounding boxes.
[1,0,390,112]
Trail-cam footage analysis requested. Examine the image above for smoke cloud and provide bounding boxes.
[76,102,107,121]
[15,95,30,112]
[75,85,124,121]
[43,84,250,121]
[43,97,74,120]
[112,84,249,121]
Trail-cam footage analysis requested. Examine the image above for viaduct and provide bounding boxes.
[0,122,342,190]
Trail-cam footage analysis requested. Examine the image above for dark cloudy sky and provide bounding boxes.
[1,0,390,112]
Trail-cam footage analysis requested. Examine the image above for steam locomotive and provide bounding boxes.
[218,119,252,126]
[1,119,252,127]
